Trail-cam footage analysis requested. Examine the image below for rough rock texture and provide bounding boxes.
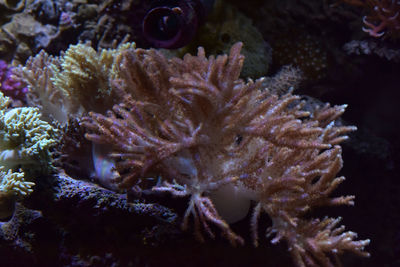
[0,173,183,266]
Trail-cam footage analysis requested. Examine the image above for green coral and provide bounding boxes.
[0,92,58,175]
[0,167,34,219]
[0,92,57,219]
[0,167,34,198]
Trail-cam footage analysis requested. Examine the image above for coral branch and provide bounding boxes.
[80,42,369,265]
[340,0,400,38]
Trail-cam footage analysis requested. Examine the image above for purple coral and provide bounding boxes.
[0,60,28,102]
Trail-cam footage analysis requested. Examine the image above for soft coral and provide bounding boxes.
[340,0,400,38]
[81,42,370,266]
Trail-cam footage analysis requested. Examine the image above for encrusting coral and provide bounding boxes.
[80,42,370,266]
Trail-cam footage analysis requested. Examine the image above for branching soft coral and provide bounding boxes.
[0,167,34,219]
[81,43,369,266]
[339,0,400,38]
[14,43,135,124]
[0,91,58,219]
[0,91,58,175]
[51,42,135,114]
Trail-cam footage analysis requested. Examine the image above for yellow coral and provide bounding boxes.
[0,167,34,219]
[52,42,136,113]
[0,167,34,197]
[0,91,11,110]
[2,107,57,157]
[15,42,137,122]
[0,91,58,173]
[53,43,111,101]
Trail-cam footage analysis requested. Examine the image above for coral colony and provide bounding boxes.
[0,91,57,218]
[5,41,370,266]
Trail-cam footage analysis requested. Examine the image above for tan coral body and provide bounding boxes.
[80,43,369,266]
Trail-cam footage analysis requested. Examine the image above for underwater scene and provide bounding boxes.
[0,0,399,266]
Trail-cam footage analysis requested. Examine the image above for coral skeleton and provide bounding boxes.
[81,42,370,266]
